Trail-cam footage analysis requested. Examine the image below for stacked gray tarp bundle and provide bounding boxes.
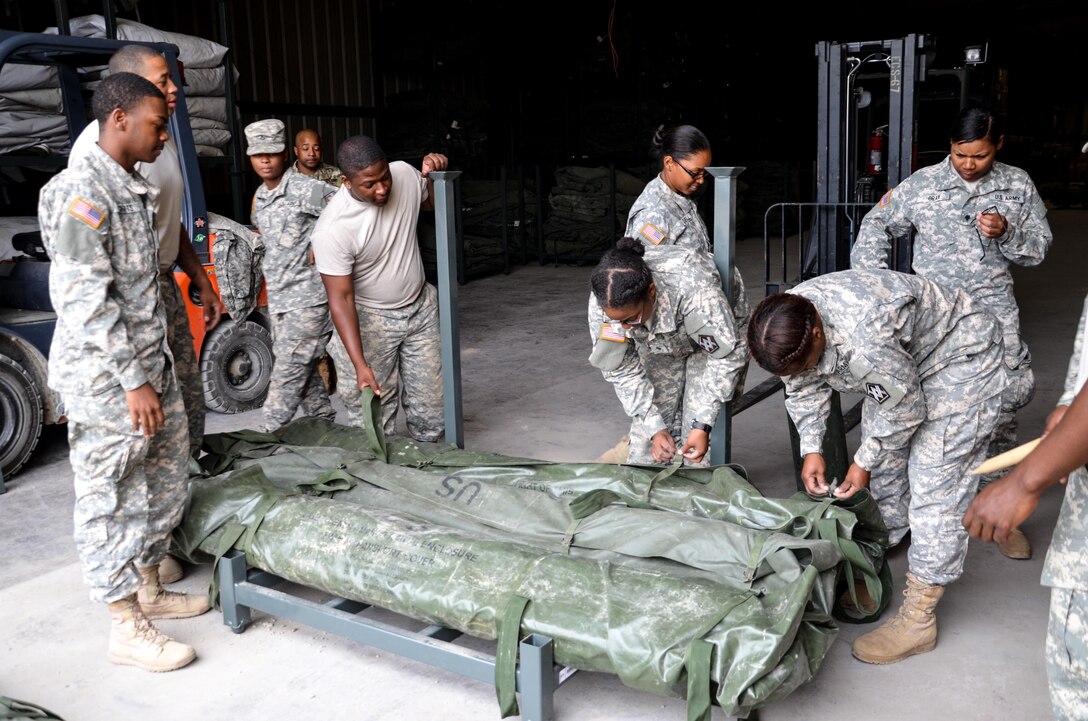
[542,166,644,262]
[177,403,891,720]
[417,178,538,279]
[62,14,236,157]
[0,39,98,156]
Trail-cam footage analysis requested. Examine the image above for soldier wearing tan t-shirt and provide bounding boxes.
[310,134,448,441]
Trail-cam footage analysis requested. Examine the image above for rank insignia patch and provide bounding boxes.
[865,382,891,404]
[67,198,104,228]
[640,223,665,245]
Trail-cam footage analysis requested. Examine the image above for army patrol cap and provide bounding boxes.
[245,119,286,155]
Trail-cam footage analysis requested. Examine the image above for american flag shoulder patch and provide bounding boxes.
[67,198,104,228]
[640,223,666,245]
[878,189,893,207]
[599,323,626,343]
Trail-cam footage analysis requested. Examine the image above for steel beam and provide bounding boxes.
[430,171,464,448]
[707,166,745,465]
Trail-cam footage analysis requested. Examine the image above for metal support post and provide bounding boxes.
[518,634,557,721]
[430,171,464,448]
[707,166,745,465]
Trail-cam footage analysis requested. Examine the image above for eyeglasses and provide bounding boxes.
[673,158,708,181]
[611,297,650,328]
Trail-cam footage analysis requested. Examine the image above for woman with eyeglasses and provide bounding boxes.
[589,125,751,463]
[625,123,714,252]
[850,105,1053,560]
[588,237,748,465]
[746,267,1005,666]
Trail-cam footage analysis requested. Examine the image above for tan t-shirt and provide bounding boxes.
[69,120,183,272]
[310,160,428,310]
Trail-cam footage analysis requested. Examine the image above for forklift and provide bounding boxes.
[0,26,270,483]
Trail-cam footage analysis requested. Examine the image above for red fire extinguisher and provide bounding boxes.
[867,126,887,175]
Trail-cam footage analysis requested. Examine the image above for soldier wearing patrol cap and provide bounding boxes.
[244,118,337,432]
[588,236,749,465]
[747,268,1007,666]
[38,72,210,673]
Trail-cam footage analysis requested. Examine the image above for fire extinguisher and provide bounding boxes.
[867,125,888,175]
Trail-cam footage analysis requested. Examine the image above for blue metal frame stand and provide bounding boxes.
[217,550,577,721]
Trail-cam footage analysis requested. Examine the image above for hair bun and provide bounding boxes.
[615,236,645,256]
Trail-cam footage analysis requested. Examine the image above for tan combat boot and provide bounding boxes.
[998,528,1032,560]
[107,595,196,672]
[137,564,211,620]
[852,572,944,664]
[158,555,184,584]
[595,435,630,464]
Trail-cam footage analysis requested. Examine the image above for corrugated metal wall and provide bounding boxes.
[226,0,377,154]
[139,0,376,160]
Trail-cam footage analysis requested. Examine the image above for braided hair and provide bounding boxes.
[590,237,653,311]
[746,293,820,375]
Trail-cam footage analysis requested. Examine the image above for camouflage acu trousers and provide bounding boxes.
[327,282,444,442]
[1047,587,1088,721]
[867,341,1003,586]
[625,346,746,465]
[980,352,1035,487]
[262,305,336,432]
[66,372,188,604]
[160,273,204,457]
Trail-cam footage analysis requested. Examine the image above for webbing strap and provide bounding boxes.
[642,458,685,502]
[207,492,283,608]
[685,638,714,721]
[359,388,388,462]
[301,468,358,493]
[495,594,531,718]
[559,519,581,554]
[208,522,247,609]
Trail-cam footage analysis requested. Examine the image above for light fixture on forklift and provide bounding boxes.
[964,44,988,65]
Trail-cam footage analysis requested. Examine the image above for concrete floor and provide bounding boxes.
[2,210,1085,720]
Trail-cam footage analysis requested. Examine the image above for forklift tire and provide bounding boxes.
[0,353,43,478]
[200,319,274,414]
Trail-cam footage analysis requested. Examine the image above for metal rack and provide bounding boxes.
[218,550,578,721]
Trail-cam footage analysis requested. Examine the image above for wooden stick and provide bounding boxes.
[970,438,1042,475]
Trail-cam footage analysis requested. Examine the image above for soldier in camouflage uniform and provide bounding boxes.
[293,128,342,186]
[965,291,1088,720]
[590,126,750,462]
[588,237,749,465]
[850,106,1052,559]
[38,73,209,673]
[245,119,337,432]
[747,268,1006,665]
[69,45,227,464]
[311,135,448,441]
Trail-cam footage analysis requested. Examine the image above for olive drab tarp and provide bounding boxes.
[177,392,890,719]
[0,698,64,721]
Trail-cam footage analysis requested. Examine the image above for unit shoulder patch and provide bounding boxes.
[878,189,893,207]
[640,223,666,245]
[67,197,104,228]
[864,382,891,404]
[697,334,720,354]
